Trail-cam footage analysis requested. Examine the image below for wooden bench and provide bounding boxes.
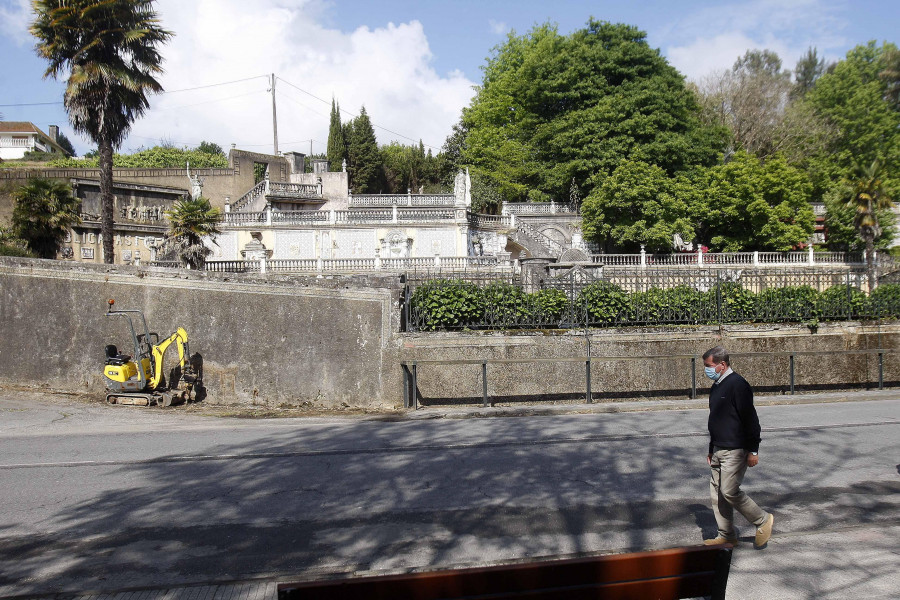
[278,544,733,600]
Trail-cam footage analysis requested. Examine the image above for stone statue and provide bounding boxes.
[185,161,204,200]
[454,169,466,205]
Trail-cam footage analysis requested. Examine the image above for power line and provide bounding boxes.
[275,76,440,150]
[0,75,269,108]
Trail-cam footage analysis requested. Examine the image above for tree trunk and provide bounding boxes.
[98,137,115,264]
[865,229,876,292]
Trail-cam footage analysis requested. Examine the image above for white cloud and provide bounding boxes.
[489,19,509,36]
[668,33,795,81]
[660,0,849,81]
[124,0,475,155]
[0,0,32,44]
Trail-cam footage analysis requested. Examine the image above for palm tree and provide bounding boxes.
[31,0,172,264]
[164,197,222,269]
[844,158,894,290]
[12,178,82,259]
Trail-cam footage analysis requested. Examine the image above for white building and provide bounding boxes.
[0,122,70,160]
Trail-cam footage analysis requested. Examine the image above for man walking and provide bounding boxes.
[702,346,774,548]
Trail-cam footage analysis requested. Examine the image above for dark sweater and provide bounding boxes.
[708,371,761,454]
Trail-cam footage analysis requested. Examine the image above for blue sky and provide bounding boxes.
[1,0,897,156]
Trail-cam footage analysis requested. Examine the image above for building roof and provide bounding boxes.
[0,122,43,134]
[0,121,70,155]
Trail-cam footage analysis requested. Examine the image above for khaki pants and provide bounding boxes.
[710,447,768,537]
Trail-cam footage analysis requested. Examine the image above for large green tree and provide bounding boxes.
[805,41,900,195]
[326,98,346,172]
[698,49,830,162]
[581,160,697,252]
[346,107,382,193]
[460,20,726,203]
[692,152,816,251]
[31,0,172,264]
[12,178,81,259]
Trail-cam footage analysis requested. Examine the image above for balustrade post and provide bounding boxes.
[374,251,382,270]
[551,201,557,214]
[808,244,815,265]
[408,188,412,206]
[317,257,323,271]
[265,204,272,226]
[329,210,336,224]
[392,205,398,224]
[510,213,516,227]
[753,251,760,266]
[640,245,646,268]
[259,257,266,274]
[434,255,441,269]
[697,248,704,266]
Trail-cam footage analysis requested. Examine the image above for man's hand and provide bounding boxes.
[747,453,759,468]
[707,454,712,466]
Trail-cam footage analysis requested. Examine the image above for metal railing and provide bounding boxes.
[403,269,900,332]
[400,349,896,409]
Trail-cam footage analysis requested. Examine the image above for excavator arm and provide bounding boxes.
[149,327,190,390]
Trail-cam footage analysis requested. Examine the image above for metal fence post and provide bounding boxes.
[879,351,884,389]
[691,357,697,400]
[586,358,592,403]
[789,354,795,395]
[412,361,418,410]
[482,360,489,407]
[402,364,410,408]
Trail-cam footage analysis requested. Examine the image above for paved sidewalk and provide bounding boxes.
[9,581,277,600]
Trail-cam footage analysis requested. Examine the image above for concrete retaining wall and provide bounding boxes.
[0,257,402,408]
[399,323,900,405]
[2,257,899,409]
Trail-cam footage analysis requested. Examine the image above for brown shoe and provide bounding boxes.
[704,536,738,546]
[754,514,774,548]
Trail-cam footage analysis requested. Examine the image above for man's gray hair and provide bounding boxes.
[703,346,730,365]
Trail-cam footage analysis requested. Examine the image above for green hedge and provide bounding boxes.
[409,280,900,331]
[48,147,228,169]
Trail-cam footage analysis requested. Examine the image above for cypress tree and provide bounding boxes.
[347,106,382,192]
[326,98,346,172]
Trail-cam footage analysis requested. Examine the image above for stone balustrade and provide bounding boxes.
[590,250,883,267]
[502,201,577,215]
[224,206,462,226]
[349,193,456,207]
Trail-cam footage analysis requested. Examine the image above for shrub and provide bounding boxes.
[817,285,867,320]
[482,282,530,328]
[756,286,819,322]
[869,284,900,319]
[631,285,706,325]
[705,282,757,323]
[530,288,570,324]
[577,281,629,326]
[48,146,228,169]
[409,279,484,330]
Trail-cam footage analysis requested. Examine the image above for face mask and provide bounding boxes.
[704,366,720,381]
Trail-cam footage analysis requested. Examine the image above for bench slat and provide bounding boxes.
[278,545,732,600]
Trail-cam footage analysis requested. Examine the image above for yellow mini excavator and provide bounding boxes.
[102,299,201,406]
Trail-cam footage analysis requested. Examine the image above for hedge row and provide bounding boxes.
[408,280,900,331]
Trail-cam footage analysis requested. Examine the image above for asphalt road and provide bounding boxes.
[0,389,898,600]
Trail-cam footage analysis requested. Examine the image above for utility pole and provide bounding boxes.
[270,73,279,155]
